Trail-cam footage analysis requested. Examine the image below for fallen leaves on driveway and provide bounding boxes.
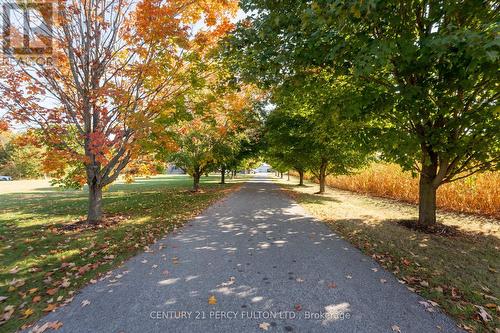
[208,295,217,305]
[220,276,236,287]
[327,282,337,289]
[391,324,401,332]
[259,322,270,331]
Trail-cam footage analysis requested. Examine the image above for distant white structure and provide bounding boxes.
[166,164,185,174]
[252,163,272,173]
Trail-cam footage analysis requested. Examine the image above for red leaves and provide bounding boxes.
[401,258,411,266]
[77,263,94,276]
[46,288,59,296]
[86,133,106,164]
[0,120,9,132]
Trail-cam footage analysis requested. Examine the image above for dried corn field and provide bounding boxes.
[301,163,499,219]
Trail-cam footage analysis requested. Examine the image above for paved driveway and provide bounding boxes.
[29,176,462,333]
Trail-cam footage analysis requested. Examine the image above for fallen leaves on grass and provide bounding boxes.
[397,220,464,237]
[46,288,59,296]
[43,304,57,312]
[21,308,33,319]
[9,279,25,289]
[9,266,20,274]
[0,305,15,325]
[59,214,130,232]
[475,305,492,323]
[0,179,238,332]
[282,182,499,333]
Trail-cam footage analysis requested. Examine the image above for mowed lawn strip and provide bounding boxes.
[276,176,499,333]
[0,175,243,332]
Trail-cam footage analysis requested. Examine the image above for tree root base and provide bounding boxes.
[58,214,129,232]
[396,219,463,237]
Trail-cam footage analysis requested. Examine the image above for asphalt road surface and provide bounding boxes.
[29,176,463,333]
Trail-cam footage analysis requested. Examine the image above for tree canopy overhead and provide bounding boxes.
[228,0,500,226]
[0,0,239,223]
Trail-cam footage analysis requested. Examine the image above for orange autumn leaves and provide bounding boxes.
[175,85,258,146]
[0,0,240,189]
[0,120,8,133]
[134,0,237,48]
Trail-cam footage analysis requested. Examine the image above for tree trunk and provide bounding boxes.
[287,171,290,181]
[418,170,438,226]
[88,182,103,224]
[280,172,283,178]
[416,146,442,227]
[298,170,304,186]
[220,167,226,184]
[317,158,327,194]
[193,172,201,192]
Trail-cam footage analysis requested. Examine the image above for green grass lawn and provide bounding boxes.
[0,175,244,332]
[276,176,499,333]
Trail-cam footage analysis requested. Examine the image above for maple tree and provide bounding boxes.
[0,131,44,179]
[157,80,262,191]
[0,0,238,223]
[211,87,264,184]
[265,74,372,194]
[122,154,165,183]
[229,0,499,226]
